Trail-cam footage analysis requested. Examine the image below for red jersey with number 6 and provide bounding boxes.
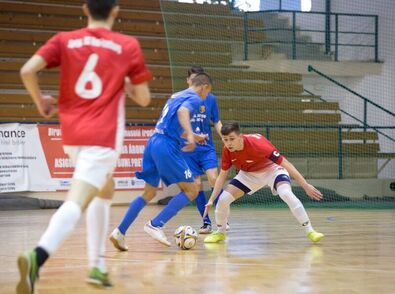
[221,134,284,172]
[36,27,152,149]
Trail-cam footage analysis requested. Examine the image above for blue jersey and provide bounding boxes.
[189,92,219,152]
[155,88,203,145]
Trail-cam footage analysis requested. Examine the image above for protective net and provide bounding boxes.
[0,0,393,208]
[159,0,395,208]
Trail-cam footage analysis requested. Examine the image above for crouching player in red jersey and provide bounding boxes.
[203,121,324,244]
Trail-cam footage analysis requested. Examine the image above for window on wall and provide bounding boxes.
[260,0,312,11]
[233,0,261,11]
[175,0,311,12]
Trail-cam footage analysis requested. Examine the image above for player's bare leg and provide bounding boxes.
[110,183,158,251]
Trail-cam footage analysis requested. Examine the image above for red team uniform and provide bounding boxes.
[221,134,284,172]
[36,27,152,189]
[36,27,152,149]
[221,134,290,195]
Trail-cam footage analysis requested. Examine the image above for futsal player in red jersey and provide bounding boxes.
[17,1,151,292]
[204,121,324,244]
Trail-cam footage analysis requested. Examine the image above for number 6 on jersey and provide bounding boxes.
[75,53,103,99]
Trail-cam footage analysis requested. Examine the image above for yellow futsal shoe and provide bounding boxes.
[86,267,113,288]
[307,231,324,243]
[204,231,226,243]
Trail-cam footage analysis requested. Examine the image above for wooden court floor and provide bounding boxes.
[0,206,394,294]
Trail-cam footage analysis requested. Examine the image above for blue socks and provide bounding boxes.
[195,191,211,224]
[118,196,146,235]
[151,192,190,227]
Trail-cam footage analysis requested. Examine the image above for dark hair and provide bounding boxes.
[191,72,212,87]
[187,66,204,77]
[221,121,241,136]
[87,0,117,20]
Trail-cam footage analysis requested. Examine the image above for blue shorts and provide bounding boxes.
[183,148,218,177]
[135,133,194,187]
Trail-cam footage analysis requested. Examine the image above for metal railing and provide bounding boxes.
[304,66,395,178]
[240,123,395,179]
[308,65,395,142]
[243,10,379,62]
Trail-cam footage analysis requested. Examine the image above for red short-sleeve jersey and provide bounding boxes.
[36,27,152,149]
[221,134,284,172]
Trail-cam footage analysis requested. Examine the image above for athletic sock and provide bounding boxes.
[195,191,211,224]
[118,196,146,235]
[215,191,235,233]
[277,184,314,233]
[38,201,82,254]
[151,192,190,227]
[34,246,49,268]
[86,197,111,273]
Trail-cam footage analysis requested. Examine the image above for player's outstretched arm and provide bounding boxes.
[124,78,151,107]
[20,55,57,118]
[204,168,228,217]
[280,158,323,201]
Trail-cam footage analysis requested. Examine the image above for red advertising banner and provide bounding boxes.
[37,125,155,190]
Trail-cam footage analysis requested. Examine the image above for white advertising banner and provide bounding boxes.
[0,123,155,192]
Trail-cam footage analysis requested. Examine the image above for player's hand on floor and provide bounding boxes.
[303,183,323,201]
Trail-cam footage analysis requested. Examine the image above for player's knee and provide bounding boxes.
[216,190,235,208]
[206,169,218,187]
[194,176,202,189]
[98,176,114,200]
[141,184,157,201]
[183,184,199,200]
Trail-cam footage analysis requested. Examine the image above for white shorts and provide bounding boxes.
[63,145,119,189]
[233,165,290,195]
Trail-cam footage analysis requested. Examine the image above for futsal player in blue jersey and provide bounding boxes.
[110,73,212,249]
[182,66,223,234]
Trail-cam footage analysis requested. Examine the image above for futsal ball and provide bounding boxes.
[174,225,198,250]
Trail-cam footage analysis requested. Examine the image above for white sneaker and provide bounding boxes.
[226,223,230,231]
[199,224,213,234]
[109,228,128,251]
[144,221,171,247]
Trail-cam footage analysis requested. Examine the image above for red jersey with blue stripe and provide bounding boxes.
[221,134,284,172]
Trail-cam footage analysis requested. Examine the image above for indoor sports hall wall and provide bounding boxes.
[159,0,394,208]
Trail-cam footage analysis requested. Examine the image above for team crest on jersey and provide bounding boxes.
[199,105,206,113]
